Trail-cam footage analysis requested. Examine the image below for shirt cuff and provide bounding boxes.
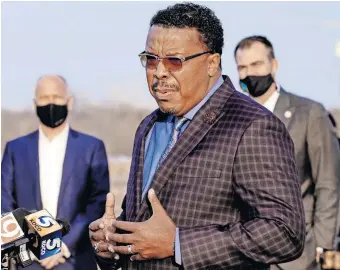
[175,227,182,265]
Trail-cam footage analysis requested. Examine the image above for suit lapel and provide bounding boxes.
[125,112,159,220]
[135,76,235,221]
[273,89,295,130]
[135,113,158,215]
[56,129,78,217]
[27,131,42,210]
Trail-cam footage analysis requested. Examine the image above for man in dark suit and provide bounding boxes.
[1,75,110,269]
[89,3,306,269]
[234,35,340,270]
[328,112,340,146]
[328,111,340,250]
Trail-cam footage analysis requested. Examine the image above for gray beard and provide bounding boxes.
[159,106,177,115]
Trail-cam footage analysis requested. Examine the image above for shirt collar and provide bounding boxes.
[184,75,224,121]
[276,82,281,92]
[39,123,70,143]
[262,82,281,112]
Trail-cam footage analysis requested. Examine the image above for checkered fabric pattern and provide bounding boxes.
[97,75,305,270]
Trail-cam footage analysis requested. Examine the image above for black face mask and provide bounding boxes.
[240,74,274,97]
[36,104,68,128]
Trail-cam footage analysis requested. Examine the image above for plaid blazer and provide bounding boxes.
[97,76,306,270]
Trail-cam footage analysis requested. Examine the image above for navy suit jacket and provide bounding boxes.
[1,128,110,269]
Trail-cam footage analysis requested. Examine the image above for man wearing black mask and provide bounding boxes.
[234,35,340,270]
[1,75,110,270]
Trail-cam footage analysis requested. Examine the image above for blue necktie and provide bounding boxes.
[157,117,188,168]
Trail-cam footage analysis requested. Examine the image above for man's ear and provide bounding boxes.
[208,53,221,77]
[271,58,279,78]
[32,99,37,112]
[67,96,74,112]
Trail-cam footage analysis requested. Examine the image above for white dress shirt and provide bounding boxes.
[263,84,281,113]
[39,124,69,219]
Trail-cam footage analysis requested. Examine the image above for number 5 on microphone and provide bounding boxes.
[24,210,63,260]
[46,238,61,250]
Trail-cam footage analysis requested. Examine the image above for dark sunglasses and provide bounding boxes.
[138,51,213,72]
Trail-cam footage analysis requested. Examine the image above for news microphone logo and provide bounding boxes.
[1,212,25,249]
[31,216,57,230]
[36,216,56,228]
[40,237,61,257]
[24,210,62,260]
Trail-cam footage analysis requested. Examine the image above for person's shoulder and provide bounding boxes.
[71,129,104,146]
[227,92,292,143]
[283,90,325,113]
[228,90,276,122]
[6,130,38,149]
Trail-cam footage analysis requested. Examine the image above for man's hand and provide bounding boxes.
[37,242,70,269]
[89,193,119,259]
[107,189,176,261]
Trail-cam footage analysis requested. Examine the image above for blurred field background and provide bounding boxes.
[1,104,152,215]
[2,105,340,216]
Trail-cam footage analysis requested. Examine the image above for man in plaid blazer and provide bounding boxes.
[89,2,305,269]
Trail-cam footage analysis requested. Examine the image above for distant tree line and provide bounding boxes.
[1,106,339,157]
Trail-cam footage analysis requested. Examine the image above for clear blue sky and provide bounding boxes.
[2,1,340,110]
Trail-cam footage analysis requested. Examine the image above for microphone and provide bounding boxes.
[1,208,31,251]
[56,218,71,237]
[1,208,70,268]
[1,208,34,268]
[23,209,70,260]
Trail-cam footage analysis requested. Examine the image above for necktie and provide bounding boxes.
[157,117,188,168]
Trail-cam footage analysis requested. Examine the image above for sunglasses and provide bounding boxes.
[138,51,213,72]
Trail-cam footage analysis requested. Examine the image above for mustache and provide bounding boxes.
[152,81,179,92]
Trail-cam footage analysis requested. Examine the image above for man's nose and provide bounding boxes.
[243,67,251,78]
[153,60,169,80]
[47,96,56,103]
